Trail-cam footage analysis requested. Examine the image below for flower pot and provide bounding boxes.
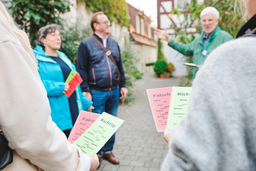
[160,73,170,78]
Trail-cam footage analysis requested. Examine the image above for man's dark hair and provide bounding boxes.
[91,11,105,32]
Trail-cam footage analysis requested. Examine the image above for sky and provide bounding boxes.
[125,0,157,26]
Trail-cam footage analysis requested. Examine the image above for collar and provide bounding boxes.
[205,26,220,39]
[94,32,108,47]
[34,45,67,64]
[203,33,207,39]
[199,26,220,44]
[236,14,256,38]
[203,33,210,39]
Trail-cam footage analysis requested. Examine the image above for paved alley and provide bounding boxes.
[98,74,180,171]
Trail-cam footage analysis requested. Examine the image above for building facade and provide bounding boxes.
[3,0,157,75]
[157,0,203,77]
[127,3,157,74]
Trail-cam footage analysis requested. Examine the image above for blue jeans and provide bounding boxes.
[91,87,120,156]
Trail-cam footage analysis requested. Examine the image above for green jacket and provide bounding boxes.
[168,26,233,79]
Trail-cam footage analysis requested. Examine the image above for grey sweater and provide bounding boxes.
[161,36,256,171]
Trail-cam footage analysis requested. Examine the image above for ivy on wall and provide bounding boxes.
[84,0,129,27]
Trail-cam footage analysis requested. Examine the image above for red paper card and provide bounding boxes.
[65,72,82,98]
[146,87,172,132]
[68,111,100,143]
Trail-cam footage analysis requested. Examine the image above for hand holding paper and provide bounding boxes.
[65,70,82,98]
[167,87,192,129]
[181,62,201,68]
[146,87,173,132]
[68,111,100,143]
[147,86,192,132]
[62,83,69,94]
[73,112,124,157]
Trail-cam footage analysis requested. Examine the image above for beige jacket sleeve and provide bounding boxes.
[0,16,91,171]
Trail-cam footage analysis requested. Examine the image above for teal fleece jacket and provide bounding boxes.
[168,26,233,79]
[34,45,92,131]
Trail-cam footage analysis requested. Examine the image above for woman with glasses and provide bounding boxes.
[34,24,93,138]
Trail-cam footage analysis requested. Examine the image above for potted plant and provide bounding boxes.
[153,60,168,77]
[160,71,170,78]
[154,40,176,78]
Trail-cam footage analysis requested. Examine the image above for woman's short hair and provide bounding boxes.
[90,11,105,32]
[36,24,61,46]
[200,6,219,20]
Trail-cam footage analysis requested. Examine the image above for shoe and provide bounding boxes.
[96,156,101,170]
[102,152,119,165]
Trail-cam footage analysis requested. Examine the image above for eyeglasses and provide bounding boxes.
[48,33,63,39]
[96,20,111,25]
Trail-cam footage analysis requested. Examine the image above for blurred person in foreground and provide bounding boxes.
[34,24,93,138]
[77,11,128,168]
[161,0,256,170]
[0,2,98,170]
[154,6,233,79]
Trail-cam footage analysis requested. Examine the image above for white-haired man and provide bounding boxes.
[161,0,256,170]
[154,6,233,79]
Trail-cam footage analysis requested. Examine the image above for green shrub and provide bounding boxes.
[121,42,143,104]
[60,22,92,65]
[10,0,71,47]
[153,60,168,76]
[84,0,129,27]
[157,39,165,60]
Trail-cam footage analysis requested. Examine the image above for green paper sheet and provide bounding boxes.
[65,70,77,83]
[167,87,192,129]
[73,112,124,157]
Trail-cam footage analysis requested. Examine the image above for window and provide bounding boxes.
[136,15,140,34]
[148,24,152,39]
[176,0,191,9]
[141,18,144,36]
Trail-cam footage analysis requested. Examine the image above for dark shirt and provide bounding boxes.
[50,56,79,125]
[203,33,210,50]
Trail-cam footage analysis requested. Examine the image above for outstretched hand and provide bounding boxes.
[153,28,171,42]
